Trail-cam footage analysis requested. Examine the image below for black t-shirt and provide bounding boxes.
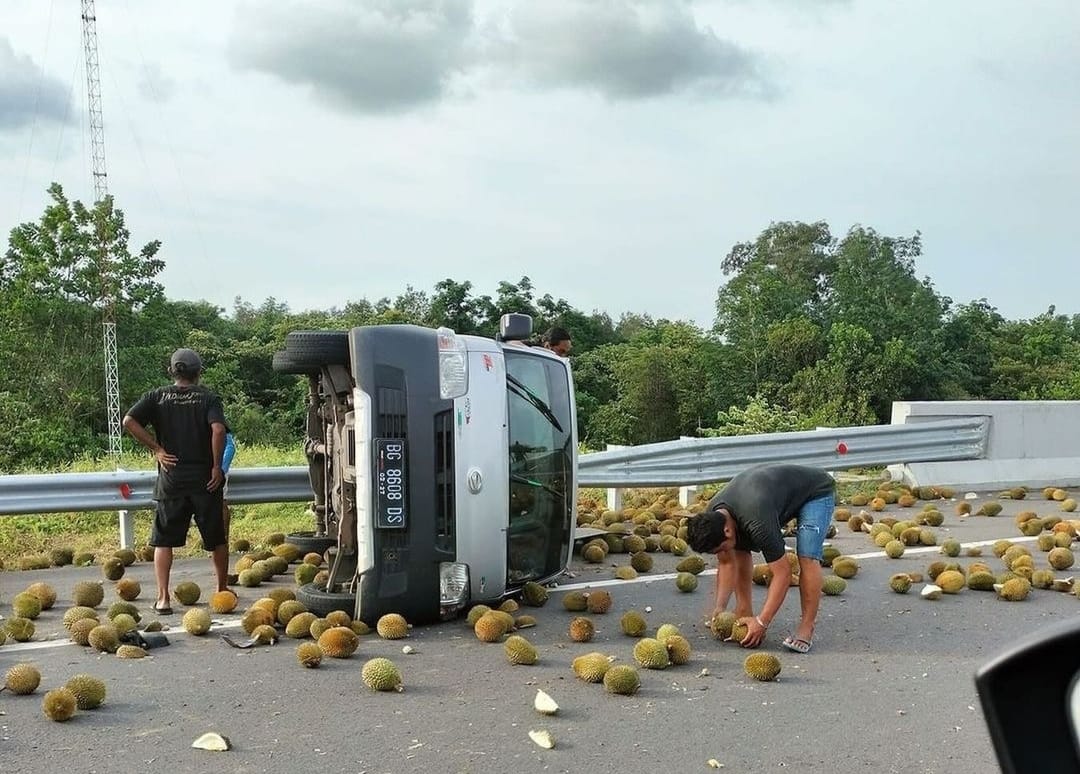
[706,464,835,562]
[126,384,227,498]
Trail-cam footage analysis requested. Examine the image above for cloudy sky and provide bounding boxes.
[1,0,1078,330]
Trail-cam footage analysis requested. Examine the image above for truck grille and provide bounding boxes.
[434,409,455,552]
[376,387,407,439]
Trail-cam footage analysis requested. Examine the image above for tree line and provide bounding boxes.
[2,183,1077,471]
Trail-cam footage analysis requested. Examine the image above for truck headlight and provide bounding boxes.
[440,562,470,607]
[436,327,468,400]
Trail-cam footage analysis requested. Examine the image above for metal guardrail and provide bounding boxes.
[0,417,988,516]
[577,416,990,488]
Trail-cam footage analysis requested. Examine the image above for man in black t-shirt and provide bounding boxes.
[123,348,229,614]
[687,463,836,654]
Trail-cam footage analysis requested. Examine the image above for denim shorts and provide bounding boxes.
[795,492,836,561]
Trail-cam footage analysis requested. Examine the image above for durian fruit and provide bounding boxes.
[88,624,120,653]
[620,610,647,637]
[238,569,262,587]
[295,564,319,586]
[65,675,106,709]
[72,580,105,608]
[1048,547,1075,570]
[955,502,972,516]
[183,608,213,636]
[997,577,1032,601]
[633,638,670,669]
[966,546,984,557]
[936,570,966,594]
[42,688,78,722]
[25,581,57,610]
[265,532,286,547]
[992,539,1014,558]
[70,617,99,646]
[907,572,925,583]
[899,527,922,547]
[1062,499,1078,513]
[504,634,539,665]
[872,530,892,548]
[582,544,607,563]
[831,557,859,579]
[377,613,409,640]
[665,634,692,665]
[1043,487,1058,500]
[361,657,403,692]
[1031,569,1056,589]
[569,617,595,643]
[474,612,509,642]
[3,663,42,694]
[498,600,520,614]
[252,624,278,644]
[921,510,945,527]
[668,538,689,556]
[515,615,537,629]
[12,592,43,619]
[821,576,847,596]
[975,502,1002,517]
[1037,534,1057,552]
[884,540,905,559]
[889,574,912,594]
[833,506,852,522]
[209,590,238,614]
[534,689,559,715]
[6,617,35,642]
[350,620,371,636]
[586,590,613,614]
[821,545,841,566]
[1019,518,1044,537]
[675,572,699,592]
[572,652,612,682]
[315,626,359,658]
[655,623,681,643]
[940,539,961,558]
[277,600,308,626]
[921,584,943,600]
[309,619,332,640]
[114,548,137,566]
[709,611,737,640]
[296,641,323,668]
[623,535,647,553]
[630,552,654,573]
[562,591,588,612]
[325,610,352,628]
[107,601,140,622]
[114,578,141,602]
[744,653,782,682]
[137,544,156,562]
[268,585,297,603]
[967,571,997,591]
[1053,488,1071,502]
[1055,532,1074,549]
[898,493,916,508]
[285,612,318,639]
[927,560,948,580]
[302,551,324,566]
[752,564,773,586]
[602,664,641,695]
[101,557,125,581]
[241,607,276,635]
[968,561,992,575]
[522,581,549,607]
[730,621,750,644]
[466,605,492,626]
[50,547,75,567]
[143,620,164,632]
[73,552,95,567]
[173,581,201,606]
[613,566,638,580]
[869,497,886,512]
[675,555,707,575]
[848,514,866,532]
[849,494,869,507]
[116,645,148,659]
[112,613,138,637]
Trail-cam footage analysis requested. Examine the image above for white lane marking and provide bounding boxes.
[5,617,245,654]
[552,535,1040,593]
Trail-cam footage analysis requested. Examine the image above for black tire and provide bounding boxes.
[285,330,350,368]
[295,582,355,618]
[286,531,336,556]
[271,349,317,375]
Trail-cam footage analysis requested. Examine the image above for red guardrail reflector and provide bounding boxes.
[836,442,848,455]
[119,483,132,499]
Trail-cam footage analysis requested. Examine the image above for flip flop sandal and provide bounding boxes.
[151,603,174,615]
[782,636,813,653]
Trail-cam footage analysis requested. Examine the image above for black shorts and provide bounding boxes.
[150,491,226,550]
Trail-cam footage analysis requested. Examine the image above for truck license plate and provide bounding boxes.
[375,438,407,529]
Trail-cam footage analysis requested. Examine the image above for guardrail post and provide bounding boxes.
[679,485,697,507]
[118,508,133,549]
[605,444,628,512]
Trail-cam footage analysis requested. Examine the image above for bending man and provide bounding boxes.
[686,463,835,654]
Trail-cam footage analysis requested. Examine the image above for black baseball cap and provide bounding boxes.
[170,348,203,373]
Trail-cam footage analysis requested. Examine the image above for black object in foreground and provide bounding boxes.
[975,616,1080,772]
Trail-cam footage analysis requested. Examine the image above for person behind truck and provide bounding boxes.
[221,427,236,542]
[686,463,836,654]
[122,348,230,614]
[542,326,572,357]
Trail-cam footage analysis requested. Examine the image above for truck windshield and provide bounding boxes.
[504,351,574,584]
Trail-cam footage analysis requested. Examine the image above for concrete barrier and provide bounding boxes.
[888,401,1080,490]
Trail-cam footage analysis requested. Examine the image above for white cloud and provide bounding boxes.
[0,37,72,130]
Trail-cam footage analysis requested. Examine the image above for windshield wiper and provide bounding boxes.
[507,374,564,433]
[511,472,565,502]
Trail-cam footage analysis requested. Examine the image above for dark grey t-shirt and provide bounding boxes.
[706,464,835,562]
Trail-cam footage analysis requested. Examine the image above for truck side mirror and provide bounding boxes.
[499,313,532,342]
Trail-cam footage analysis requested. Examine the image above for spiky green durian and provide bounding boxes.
[572,652,611,683]
[12,592,42,620]
[967,571,996,591]
[504,634,539,665]
[361,657,403,692]
[182,608,212,636]
[277,600,307,626]
[822,576,847,596]
[296,642,323,668]
[655,623,681,643]
[889,574,912,594]
[586,590,613,614]
[522,581,549,607]
[675,572,699,592]
[831,557,859,579]
[569,617,595,643]
[466,605,492,626]
[997,577,1032,601]
[709,611,737,640]
[116,644,148,659]
[173,581,201,606]
[975,502,1002,517]
[70,617,98,646]
[64,675,105,709]
[744,653,782,682]
[620,610,647,637]
[633,638,670,669]
[72,581,105,608]
[24,581,57,610]
[285,612,318,639]
[665,634,692,665]
[49,548,75,567]
[562,591,588,612]
[474,612,508,643]
[88,624,120,653]
[884,540,905,559]
[1031,569,1056,589]
[1048,547,1075,570]
[603,664,641,695]
[42,688,77,721]
[3,663,41,694]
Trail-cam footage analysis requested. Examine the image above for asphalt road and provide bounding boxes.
[1,492,1077,774]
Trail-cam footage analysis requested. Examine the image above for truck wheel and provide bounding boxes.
[285,330,350,368]
[271,349,317,375]
[295,582,355,618]
[286,531,336,556]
